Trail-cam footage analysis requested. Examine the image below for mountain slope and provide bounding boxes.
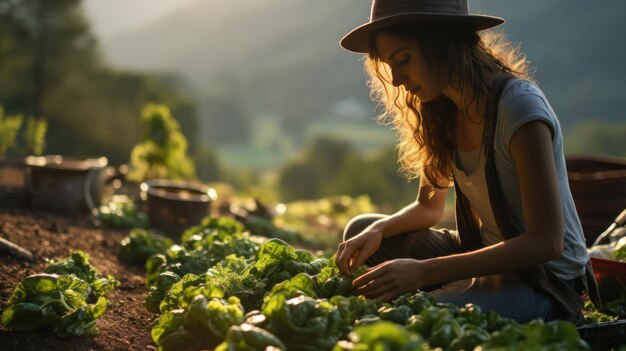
[103,0,626,149]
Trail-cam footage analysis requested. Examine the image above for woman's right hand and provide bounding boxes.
[335,222,385,277]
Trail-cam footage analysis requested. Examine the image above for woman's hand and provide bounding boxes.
[352,259,425,302]
[335,222,385,277]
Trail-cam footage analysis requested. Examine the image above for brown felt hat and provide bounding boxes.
[340,0,504,53]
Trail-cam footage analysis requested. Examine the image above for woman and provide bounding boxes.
[335,0,599,323]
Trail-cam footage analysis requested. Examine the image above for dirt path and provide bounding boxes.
[0,209,156,351]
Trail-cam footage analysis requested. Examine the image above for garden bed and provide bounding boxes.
[1,202,624,350]
[0,208,156,350]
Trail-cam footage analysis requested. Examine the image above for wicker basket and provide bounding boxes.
[141,179,217,238]
[26,155,108,214]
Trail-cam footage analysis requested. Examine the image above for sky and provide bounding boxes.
[83,0,196,42]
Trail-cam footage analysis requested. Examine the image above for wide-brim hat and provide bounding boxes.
[340,0,505,53]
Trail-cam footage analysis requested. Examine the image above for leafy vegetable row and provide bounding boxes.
[117,215,591,350]
[1,251,119,338]
[152,274,588,351]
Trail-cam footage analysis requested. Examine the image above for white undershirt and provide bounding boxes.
[453,145,504,246]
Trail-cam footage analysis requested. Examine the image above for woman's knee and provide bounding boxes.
[342,213,386,241]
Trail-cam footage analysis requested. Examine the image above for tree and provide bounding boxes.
[0,0,98,116]
[127,104,196,182]
[277,137,418,207]
[0,0,199,164]
[564,120,626,157]
[278,136,356,201]
[0,106,22,156]
[193,147,222,182]
[0,105,47,156]
[278,162,322,201]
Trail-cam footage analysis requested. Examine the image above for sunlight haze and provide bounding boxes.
[83,0,196,41]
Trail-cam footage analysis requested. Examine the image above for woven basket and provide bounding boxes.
[141,179,217,238]
[26,155,108,214]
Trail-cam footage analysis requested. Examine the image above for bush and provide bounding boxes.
[127,103,195,182]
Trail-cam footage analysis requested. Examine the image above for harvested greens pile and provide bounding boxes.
[122,216,591,351]
[1,251,119,338]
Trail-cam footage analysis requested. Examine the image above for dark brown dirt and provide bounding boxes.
[0,208,157,351]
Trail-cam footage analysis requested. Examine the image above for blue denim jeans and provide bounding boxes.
[343,213,557,323]
[432,274,553,323]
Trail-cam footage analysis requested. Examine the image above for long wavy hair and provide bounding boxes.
[365,24,533,189]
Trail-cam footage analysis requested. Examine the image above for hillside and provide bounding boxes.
[101,0,626,161]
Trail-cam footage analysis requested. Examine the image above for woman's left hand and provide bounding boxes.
[352,258,427,302]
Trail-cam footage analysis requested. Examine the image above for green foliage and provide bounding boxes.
[118,228,173,266]
[1,250,117,338]
[144,216,261,310]
[136,220,591,350]
[277,137,416,208]
[278,195,377,249]
[236,213,304,244]
[565,120,626,158]
[0,106,22,156]
[151,294,245,351]
[582,298,617,323]
[23,117,47,155]
[0,274,108,338]
[278,136,354,202]
[193,147,223,182]
[315,259,367,299]
[145,230,359,317]
[614,237,626,262]
[332,321,427,351]
[44,250,120,297]
[145,271,183,314]
[0,1,198,165]
[127,103,196,181]
[481,319,589,350]
[242,239,327,288]
[215,323,287,351]
[0,106,47,156]
[602,298,626,319]
[261,294,351,351]
[98,195,149,230]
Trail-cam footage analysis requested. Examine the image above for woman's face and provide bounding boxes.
[374,31,447,102]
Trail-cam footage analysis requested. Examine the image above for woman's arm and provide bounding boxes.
[422,120,563,282]
[353,121,564,299]
[377,174,450,238]
[335,171,449,276]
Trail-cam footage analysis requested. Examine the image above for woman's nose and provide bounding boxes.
[391,68,405,87]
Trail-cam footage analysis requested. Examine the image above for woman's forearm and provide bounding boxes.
[374,201,445,238]
[421,231,562,286]
[375,177,449,238]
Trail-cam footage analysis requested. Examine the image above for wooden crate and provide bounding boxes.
[566,154,626,246]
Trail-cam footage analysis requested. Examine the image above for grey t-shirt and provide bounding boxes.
[453,78,588,280]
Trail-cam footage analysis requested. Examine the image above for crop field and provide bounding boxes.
[2,191,624,351]
[0,209,155,350]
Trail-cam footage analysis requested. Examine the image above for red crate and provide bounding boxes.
[591,257,626,284]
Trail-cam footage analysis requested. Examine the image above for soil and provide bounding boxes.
[0,208,157,351]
